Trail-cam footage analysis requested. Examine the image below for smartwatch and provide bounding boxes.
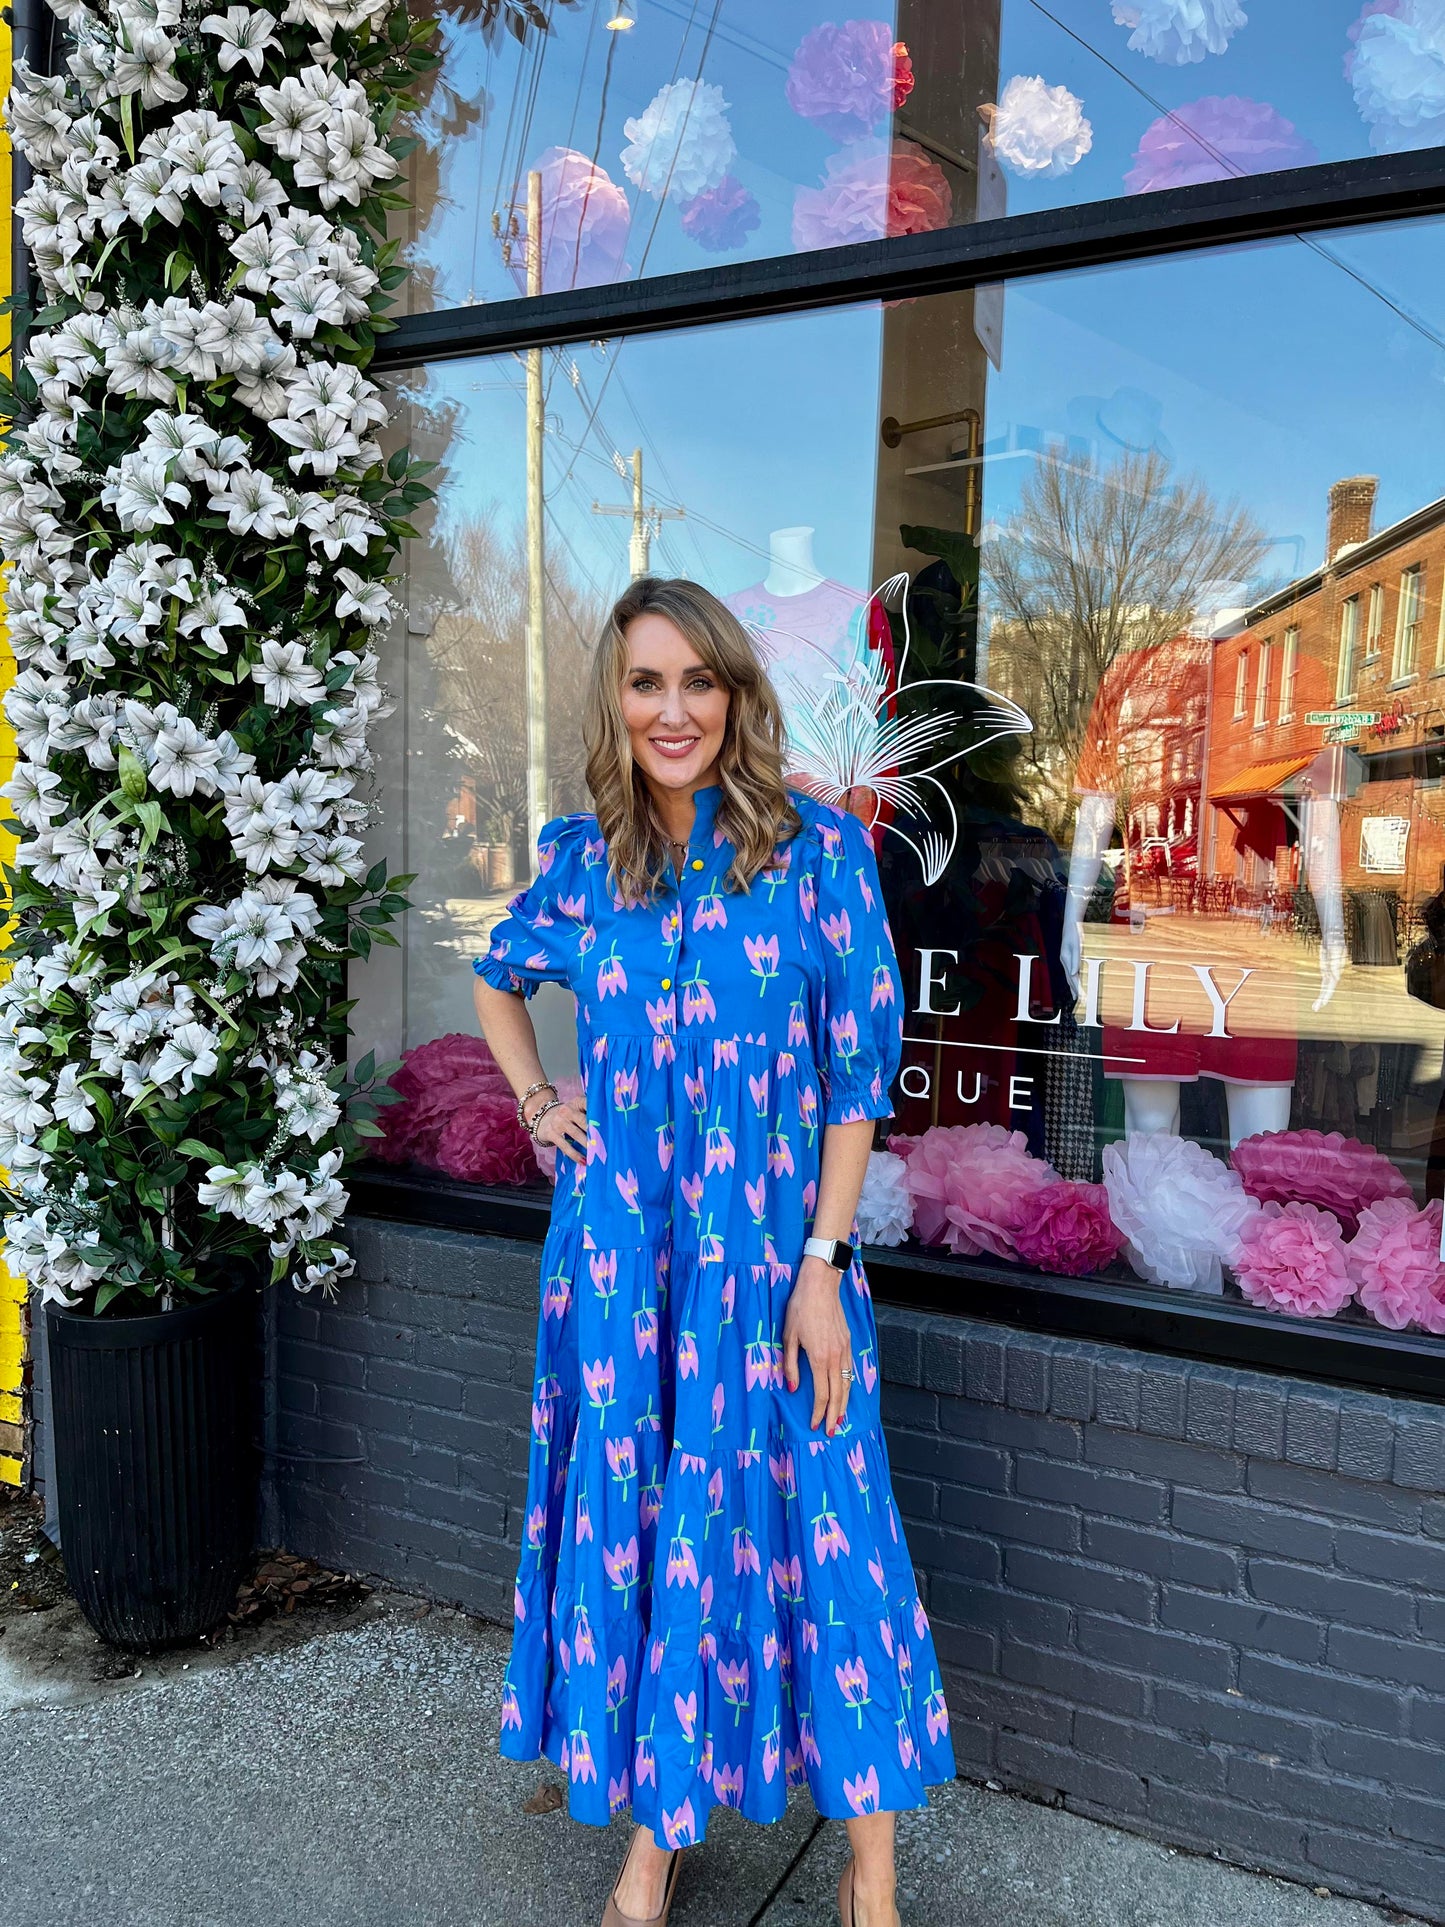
[803,1235,855,1273]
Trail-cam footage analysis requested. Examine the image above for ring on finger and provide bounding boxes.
[839,1360,855,1383]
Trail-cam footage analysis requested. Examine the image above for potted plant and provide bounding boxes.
[0,0,437,1646]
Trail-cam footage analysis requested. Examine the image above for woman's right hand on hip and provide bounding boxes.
[533,1098,589,1164]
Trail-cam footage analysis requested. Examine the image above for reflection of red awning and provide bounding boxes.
[1210,754,1314,802]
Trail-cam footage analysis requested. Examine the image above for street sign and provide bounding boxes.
[1306,710,1378,728]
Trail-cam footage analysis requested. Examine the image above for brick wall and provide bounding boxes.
[271,1218,1445,1924]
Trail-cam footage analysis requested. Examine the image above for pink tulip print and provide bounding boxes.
[719,1273,735,1321]
[771,1554,803,1604]
[706,1466,725,1531]
[830,1009,860,1071]
[608,1772,631,1817]
[800,1706,822,1766]
[678,1328,700,1378]
[748,1070,769,1115]
[693,891,727,931]
[613,1066,639,1112]
[844,1764,881,1814]
[569,1721,598,1784]
[785,1744,807,1790]
[575,1488,593,1543]
[682,969,716,1026]
[596,943,627,998]
[717,1656,751,1720]
[574,1599,597,1666]
[836,1657,872,1726]
[589,1248,617,1311]
[582,1355,616,1421]
[732,1525,761,1576]
[666,1517,700,1588]
[604,1538,640,1605]
[673,1691,697,1742]
[501,1683,522,1731]
[639,1477,663,1529]
[735,1426,763,1470]
[661,1799,697,1849]
[762,1723,782,1783]
[770,1447,798,1504]
[713,1761,744,1807]
[711,1380,726,1434]
[743,931,780,991]
[680,1171,704,1217]
[684,1067,707,1113]
[870,957,895,1010]
[704,1124,735,1174]
[634,1727,656,1787]
[633,1303,658,1356]
[655,1119,674,1171]
[767,1128,795,1179]
[531,1397,552,1443]
[542,1268,571,1320]
[745,1174,767,1223]
[925,1679,950,1744]
[820,907,853,959]
[698,1217,725,1266]
[606,1434,637,1492]
[812,1490,851,1564]
[896,1717,918,1770]
[614,1167,646,1229]
[606,1655,630,1728]
[848,1442,871,1503]
[525,1504,547,1555]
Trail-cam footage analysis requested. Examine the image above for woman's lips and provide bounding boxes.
[650,736,701,760]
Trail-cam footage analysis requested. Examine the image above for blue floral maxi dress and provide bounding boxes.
[474,785,956,1844]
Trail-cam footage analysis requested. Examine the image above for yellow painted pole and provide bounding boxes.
[0,9,22,1486]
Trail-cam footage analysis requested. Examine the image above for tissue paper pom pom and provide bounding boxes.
[531,1075,586,1183]
[982,74,1094,178]
[1230,1129,1413,1237]
[1348,0,1445,152]
[434,1092,538,1186]
[1111,0,1248,66]
[507,147,632,294]
[1103,1133,1259,1292]
[792,138,952,250]
[1346,1196,1444,1330]
[887,1123,1057,1259]
[1233,1201,1355,1318]
[621,78,735,202]
[376,1032,514,1166]
[785,19,914,140]
[678,176,761,251]
[855,1148,913,1247]
[1012,1182,1124,1276]
[1125,96,1316,193]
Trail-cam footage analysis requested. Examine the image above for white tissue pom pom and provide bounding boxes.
[1350,1,1445,153]
[620,78,735,201]
[1112,0,1247,66]
[1102,1132,1261,1294]
[856,1149,913,1247]
[984,75,1094,178]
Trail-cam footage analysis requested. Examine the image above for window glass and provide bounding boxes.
[363,215,1445,1340]
[396,0,1403,316]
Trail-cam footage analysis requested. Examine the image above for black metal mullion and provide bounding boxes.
[375,147,1445,371]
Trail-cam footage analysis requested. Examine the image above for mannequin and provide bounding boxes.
[1061,762,1347,1149]
[764,526,825,598]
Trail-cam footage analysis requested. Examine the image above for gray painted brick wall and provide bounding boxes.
[271,1219,1445,1923]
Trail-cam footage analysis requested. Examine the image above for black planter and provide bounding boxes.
[46,1283,259,1649]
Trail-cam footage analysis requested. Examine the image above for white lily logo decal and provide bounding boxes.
[745,572,1034,885]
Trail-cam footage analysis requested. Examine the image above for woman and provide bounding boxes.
[473,578,955,1927]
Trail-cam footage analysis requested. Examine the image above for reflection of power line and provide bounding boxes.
[613,366,714,580]
[644,0,788,72]
[1025,0,1445,355]
[634,0,726,282]
[591,447,687,578]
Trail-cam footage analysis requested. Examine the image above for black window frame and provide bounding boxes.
[364,144,1445,1404]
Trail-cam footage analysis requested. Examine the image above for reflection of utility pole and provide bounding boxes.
[592,448,685,580]
[525,168,548,851]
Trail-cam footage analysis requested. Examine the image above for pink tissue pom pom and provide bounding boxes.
[531,1075,586,1183]
[1346,1196,1445,1331]
[1230,1129,1413,1237]
[679,176,761,251]
[1011,1181,1124,1276]
[506,145,632,295]
[1232,1201,1356,1319]
[376,1032,529,1178]
[792,138,951,251]
[887,1123,1057,1259]
[785,20,914,141]
[433,1092,538,1186]
[387,1032,509,1105]
[1125,96,1316,195]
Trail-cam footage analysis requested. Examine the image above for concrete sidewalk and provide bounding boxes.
[0,1594,1418,1927]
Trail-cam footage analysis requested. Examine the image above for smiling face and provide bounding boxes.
[620,611,731,803]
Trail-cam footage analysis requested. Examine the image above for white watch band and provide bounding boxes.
[803,1235,851,1270]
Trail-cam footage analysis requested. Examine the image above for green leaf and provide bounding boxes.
[176,1138,222,1163]
[118,745,149,801]
[353,1048,376,1086]
[119,90,137,163]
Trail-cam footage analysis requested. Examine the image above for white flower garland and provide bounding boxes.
[1,0,437,1310]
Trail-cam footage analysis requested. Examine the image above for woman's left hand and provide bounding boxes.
[782,1257,853,1437]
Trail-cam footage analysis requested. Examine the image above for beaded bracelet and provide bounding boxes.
[525,1095,564,1142]
[515,1078,557,1130]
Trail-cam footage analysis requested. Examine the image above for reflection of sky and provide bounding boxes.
[415,0,1398,307]
[427,216,1445,623]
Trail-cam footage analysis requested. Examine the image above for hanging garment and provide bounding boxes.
[475,785,956,1842]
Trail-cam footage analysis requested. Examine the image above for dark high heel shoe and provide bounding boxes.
[601,1840,681,1927]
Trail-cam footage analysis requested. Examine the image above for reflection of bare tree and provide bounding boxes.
[984,448,1266,834]
[426,508,601,852]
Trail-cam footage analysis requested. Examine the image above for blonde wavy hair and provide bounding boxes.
[584,576,803,904]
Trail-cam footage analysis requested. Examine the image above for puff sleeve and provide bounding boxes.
[810,805,904,1125]
[473,814,592,1000]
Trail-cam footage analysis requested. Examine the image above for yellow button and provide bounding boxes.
[691,858,704,871]
[660,977,672,990]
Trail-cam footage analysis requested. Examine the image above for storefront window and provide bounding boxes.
[395,1,1401,316]
[359,211,1445,1339]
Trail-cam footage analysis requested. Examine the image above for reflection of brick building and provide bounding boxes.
[1202,478,1445,928]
